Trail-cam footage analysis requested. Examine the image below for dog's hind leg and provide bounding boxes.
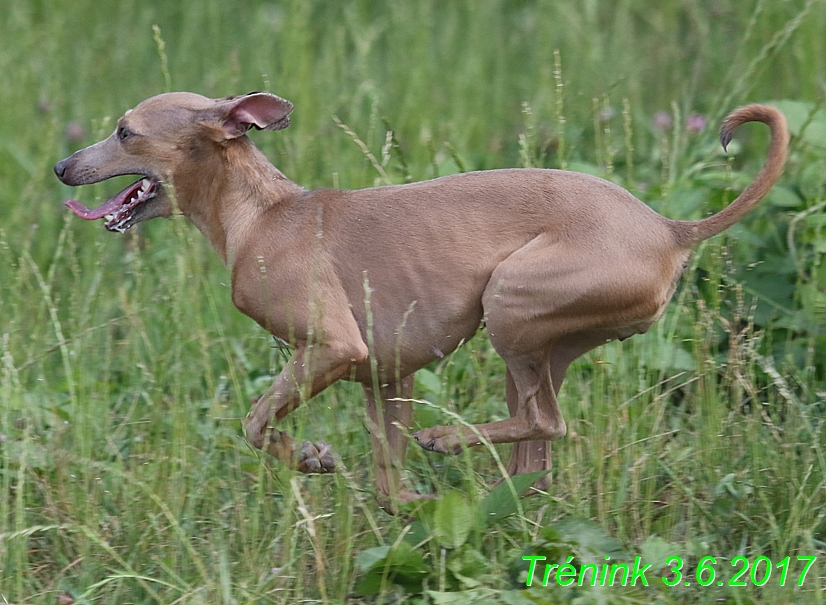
[413,231,656,457]
[502,340,603,491]
[413,347,567,455]
[504,368,551,488]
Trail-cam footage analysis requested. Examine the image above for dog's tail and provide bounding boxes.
[669,104,788,246]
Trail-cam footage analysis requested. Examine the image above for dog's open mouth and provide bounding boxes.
[65,177,158,233]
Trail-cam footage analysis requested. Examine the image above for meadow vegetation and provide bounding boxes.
[2,0,826,603]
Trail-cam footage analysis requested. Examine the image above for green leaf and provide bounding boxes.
[768,185,803,208]
[415,368,442,397]
[355,545,391,573]
[641,535,680,572]
[433,490,476,549]
[403,519,430,546]
[447,548,490,587]
[769,100,826,147]
[480,471,550,526]
[547,517,625,559]
[353,543,430,596]
[799,161,826,201]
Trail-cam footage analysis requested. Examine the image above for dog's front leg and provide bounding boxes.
[244,342,366,473]
[363,375,433,511]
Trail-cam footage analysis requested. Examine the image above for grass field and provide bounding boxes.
[2,0,826,603]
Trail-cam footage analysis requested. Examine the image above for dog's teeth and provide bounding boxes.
[104,214,114,221]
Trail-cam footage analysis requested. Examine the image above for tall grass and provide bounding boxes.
[1,0,826,603]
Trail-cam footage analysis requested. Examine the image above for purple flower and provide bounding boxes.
[65,122,86,143]
[686,113,707,133]
[654,111,673,131]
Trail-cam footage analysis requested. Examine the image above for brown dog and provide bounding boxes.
[54,92,787,508]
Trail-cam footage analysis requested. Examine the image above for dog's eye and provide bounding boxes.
[117,126,132,141]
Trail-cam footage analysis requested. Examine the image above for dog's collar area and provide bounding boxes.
[65,177,158,233]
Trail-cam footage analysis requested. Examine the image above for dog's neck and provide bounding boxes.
[175,137,303,265]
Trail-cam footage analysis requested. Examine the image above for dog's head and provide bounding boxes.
[54,91,293,232]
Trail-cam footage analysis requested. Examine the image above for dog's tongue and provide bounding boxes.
[64,180,141,220]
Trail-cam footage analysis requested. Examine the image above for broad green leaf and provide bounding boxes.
[548,517,625,559]
[415,368,442,396]
[799,161,826,201]
[433,490,476,549]
[768,185,802,208]
[355,545,391,572]
[402,519,430,546]
[769,100,826,147]
[641,535,680,572]
[447,548,489,587]
[352,543,429,596]
[480,470,550,526]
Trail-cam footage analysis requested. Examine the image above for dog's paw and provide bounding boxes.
[263,428,297,461]
[296,440,336,474]
[412,427,465,455]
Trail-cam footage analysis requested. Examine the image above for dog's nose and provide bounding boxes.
[54,159,67,180]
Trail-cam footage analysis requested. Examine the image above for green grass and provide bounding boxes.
[2,0,826,603]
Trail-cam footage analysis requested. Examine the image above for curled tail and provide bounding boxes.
[670,104,789,246]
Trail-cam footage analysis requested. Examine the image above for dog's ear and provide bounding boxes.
[207,93,294,140]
